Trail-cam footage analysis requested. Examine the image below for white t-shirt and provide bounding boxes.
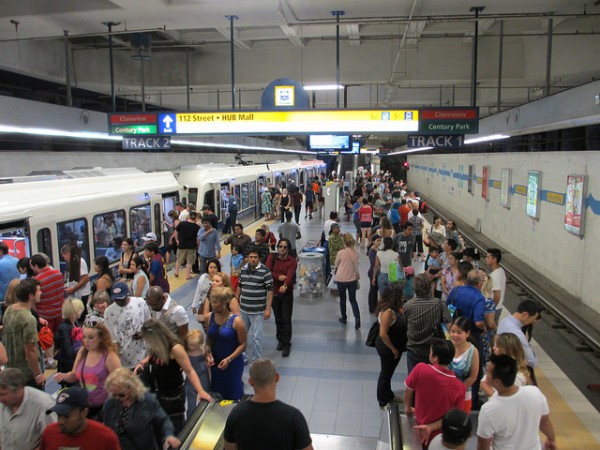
[72,258,91,298]
[323,219,336,242]
[150,295,189,336]
[477,386,549,450]
[377,249,400,274]
[104,297,150,368]
[428,435,452,450]
[490,267,507,310]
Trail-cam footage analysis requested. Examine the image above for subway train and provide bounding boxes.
[0,159,325,276]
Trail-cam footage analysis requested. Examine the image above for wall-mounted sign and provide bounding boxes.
[482,166,490,200]
[122,136,171,150]
[526,170,542,219]
[564,174,586,236]
[500,168,512,208]
[274,86,295,106]
[407,135,465,148]
[467,165,474,194]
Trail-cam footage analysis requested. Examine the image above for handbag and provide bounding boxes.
[365,321,379,347]
[38,325,54,350]
[387,261,405,284]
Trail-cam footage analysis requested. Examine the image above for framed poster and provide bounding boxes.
[526,170,541,219]
[467,165,474,194]
[482,166,490,200]
[564,174,586,236]
[500,168,512,208]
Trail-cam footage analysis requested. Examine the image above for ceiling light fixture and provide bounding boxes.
[464,134,510,144]
[303,84,344,91]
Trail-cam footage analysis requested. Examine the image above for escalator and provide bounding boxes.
[178,398,240,450]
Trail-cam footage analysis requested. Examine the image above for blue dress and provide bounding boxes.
[207,313,244,401]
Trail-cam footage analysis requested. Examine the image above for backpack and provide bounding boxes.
[419,201,429,214]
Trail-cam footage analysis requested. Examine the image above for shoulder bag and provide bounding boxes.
[365,321,379,347]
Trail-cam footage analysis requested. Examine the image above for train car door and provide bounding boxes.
[161,192,179,261]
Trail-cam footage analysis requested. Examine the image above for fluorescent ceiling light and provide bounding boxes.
[464,134,510,144]
[388,147,433,155]
[303,84,344,91]
[0,124,314,154]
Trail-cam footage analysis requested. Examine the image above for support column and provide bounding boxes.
[331,10,345,108]
[545,18,554,97]
[469,6,484,107]
[496,20,504,113]
[64,31,72,107]
[226,15,239,110]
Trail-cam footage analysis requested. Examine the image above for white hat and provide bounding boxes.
[142,232,158,242]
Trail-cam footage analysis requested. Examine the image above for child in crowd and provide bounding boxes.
[184,329,211,420]
[229,245,244,292]
[87,290,110,323]
[54,297,85,386]
[425,247,443,297]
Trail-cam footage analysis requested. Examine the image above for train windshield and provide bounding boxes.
[0,220,30,259]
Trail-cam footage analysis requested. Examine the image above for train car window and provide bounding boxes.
[129,204,152,250]
[188,188,198,207]
[153,204,161,245]
[241,183,249,210]
[0,221,31,261]
[92,211,126,264]
[57,219,90,271]
[36,228,52,264]
[249,182,256,208]
[234,185,241,211]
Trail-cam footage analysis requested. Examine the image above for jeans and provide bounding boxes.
[378,271,391,294]
[273,291,294,347]
[240,311,264,361]
[337,280,360,323]
[376,338,402,406]
[406,348,429,375]
[293,205,302,224]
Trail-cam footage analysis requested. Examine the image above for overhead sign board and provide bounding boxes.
[418,107,479,135]
[407,135,465,148]
[109,110,419,136]
[109,113,157,124]
[122,136,171,150]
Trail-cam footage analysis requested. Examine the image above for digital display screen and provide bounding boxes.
[308,134,351,151]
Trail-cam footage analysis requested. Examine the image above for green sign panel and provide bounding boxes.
[419,119,479,134]
[111,124,158,135]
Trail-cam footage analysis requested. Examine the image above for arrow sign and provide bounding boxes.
[158,114,176,134]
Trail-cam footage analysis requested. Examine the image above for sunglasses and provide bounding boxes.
[113,392,128,399]
[84,318,103,327]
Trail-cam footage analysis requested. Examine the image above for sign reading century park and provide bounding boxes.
[108,107,478,136]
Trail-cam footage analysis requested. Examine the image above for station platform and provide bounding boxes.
[165,211,600,449]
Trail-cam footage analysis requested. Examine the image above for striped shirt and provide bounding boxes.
[403,296,452,359]
[238,262,273,314]
[35,266,65,320]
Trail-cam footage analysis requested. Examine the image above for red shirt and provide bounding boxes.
[40,419,121,450]
[265,253,298,291]
[358,205,373,223]
[35,266,64,320]
[405,363,465,428]
[399,204,411,225]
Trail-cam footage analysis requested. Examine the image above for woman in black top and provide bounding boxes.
[135,319,212,434]
[375,285,407,408]
[279,188,290,223]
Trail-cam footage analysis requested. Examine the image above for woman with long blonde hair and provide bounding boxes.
[135,319,212,434]
[335,233,361,329]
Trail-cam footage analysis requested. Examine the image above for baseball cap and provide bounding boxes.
[329,222,340,233]
[110,282,129,301]
[46,387,89,415]
[141,232,157,242]
[442,408,472,445]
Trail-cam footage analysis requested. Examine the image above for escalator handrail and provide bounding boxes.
[177,399,216,447]
[388,403,402,450]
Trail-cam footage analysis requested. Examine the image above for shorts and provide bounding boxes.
[305,200,313,208]
[176,248,197,266]
[360,221,372,228]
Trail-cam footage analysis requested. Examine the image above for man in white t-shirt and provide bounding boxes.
[477,354,556,450]
[104,282,150,369]
[486,248,506,324]
[145,285,189,341]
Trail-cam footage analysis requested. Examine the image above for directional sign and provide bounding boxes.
[111,124,158,135]
[109,113,157,125]
[158,113,176,134]
[418,107,479,135]
[407,135,465,149]
[122,136,171,150]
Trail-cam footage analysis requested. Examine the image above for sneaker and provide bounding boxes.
[45,358,57,369]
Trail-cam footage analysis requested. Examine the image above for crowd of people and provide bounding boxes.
[0,170,560,450]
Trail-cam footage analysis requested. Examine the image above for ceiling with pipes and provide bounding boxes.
[1,0,599,150]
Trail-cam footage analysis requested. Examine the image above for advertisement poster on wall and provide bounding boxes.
[564,174,586,236]
[482,166,490,200]
[468,165,474,194]
[500,168,512,208]
[526,170,541,219]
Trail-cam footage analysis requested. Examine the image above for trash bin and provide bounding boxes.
[298,252,325,298]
